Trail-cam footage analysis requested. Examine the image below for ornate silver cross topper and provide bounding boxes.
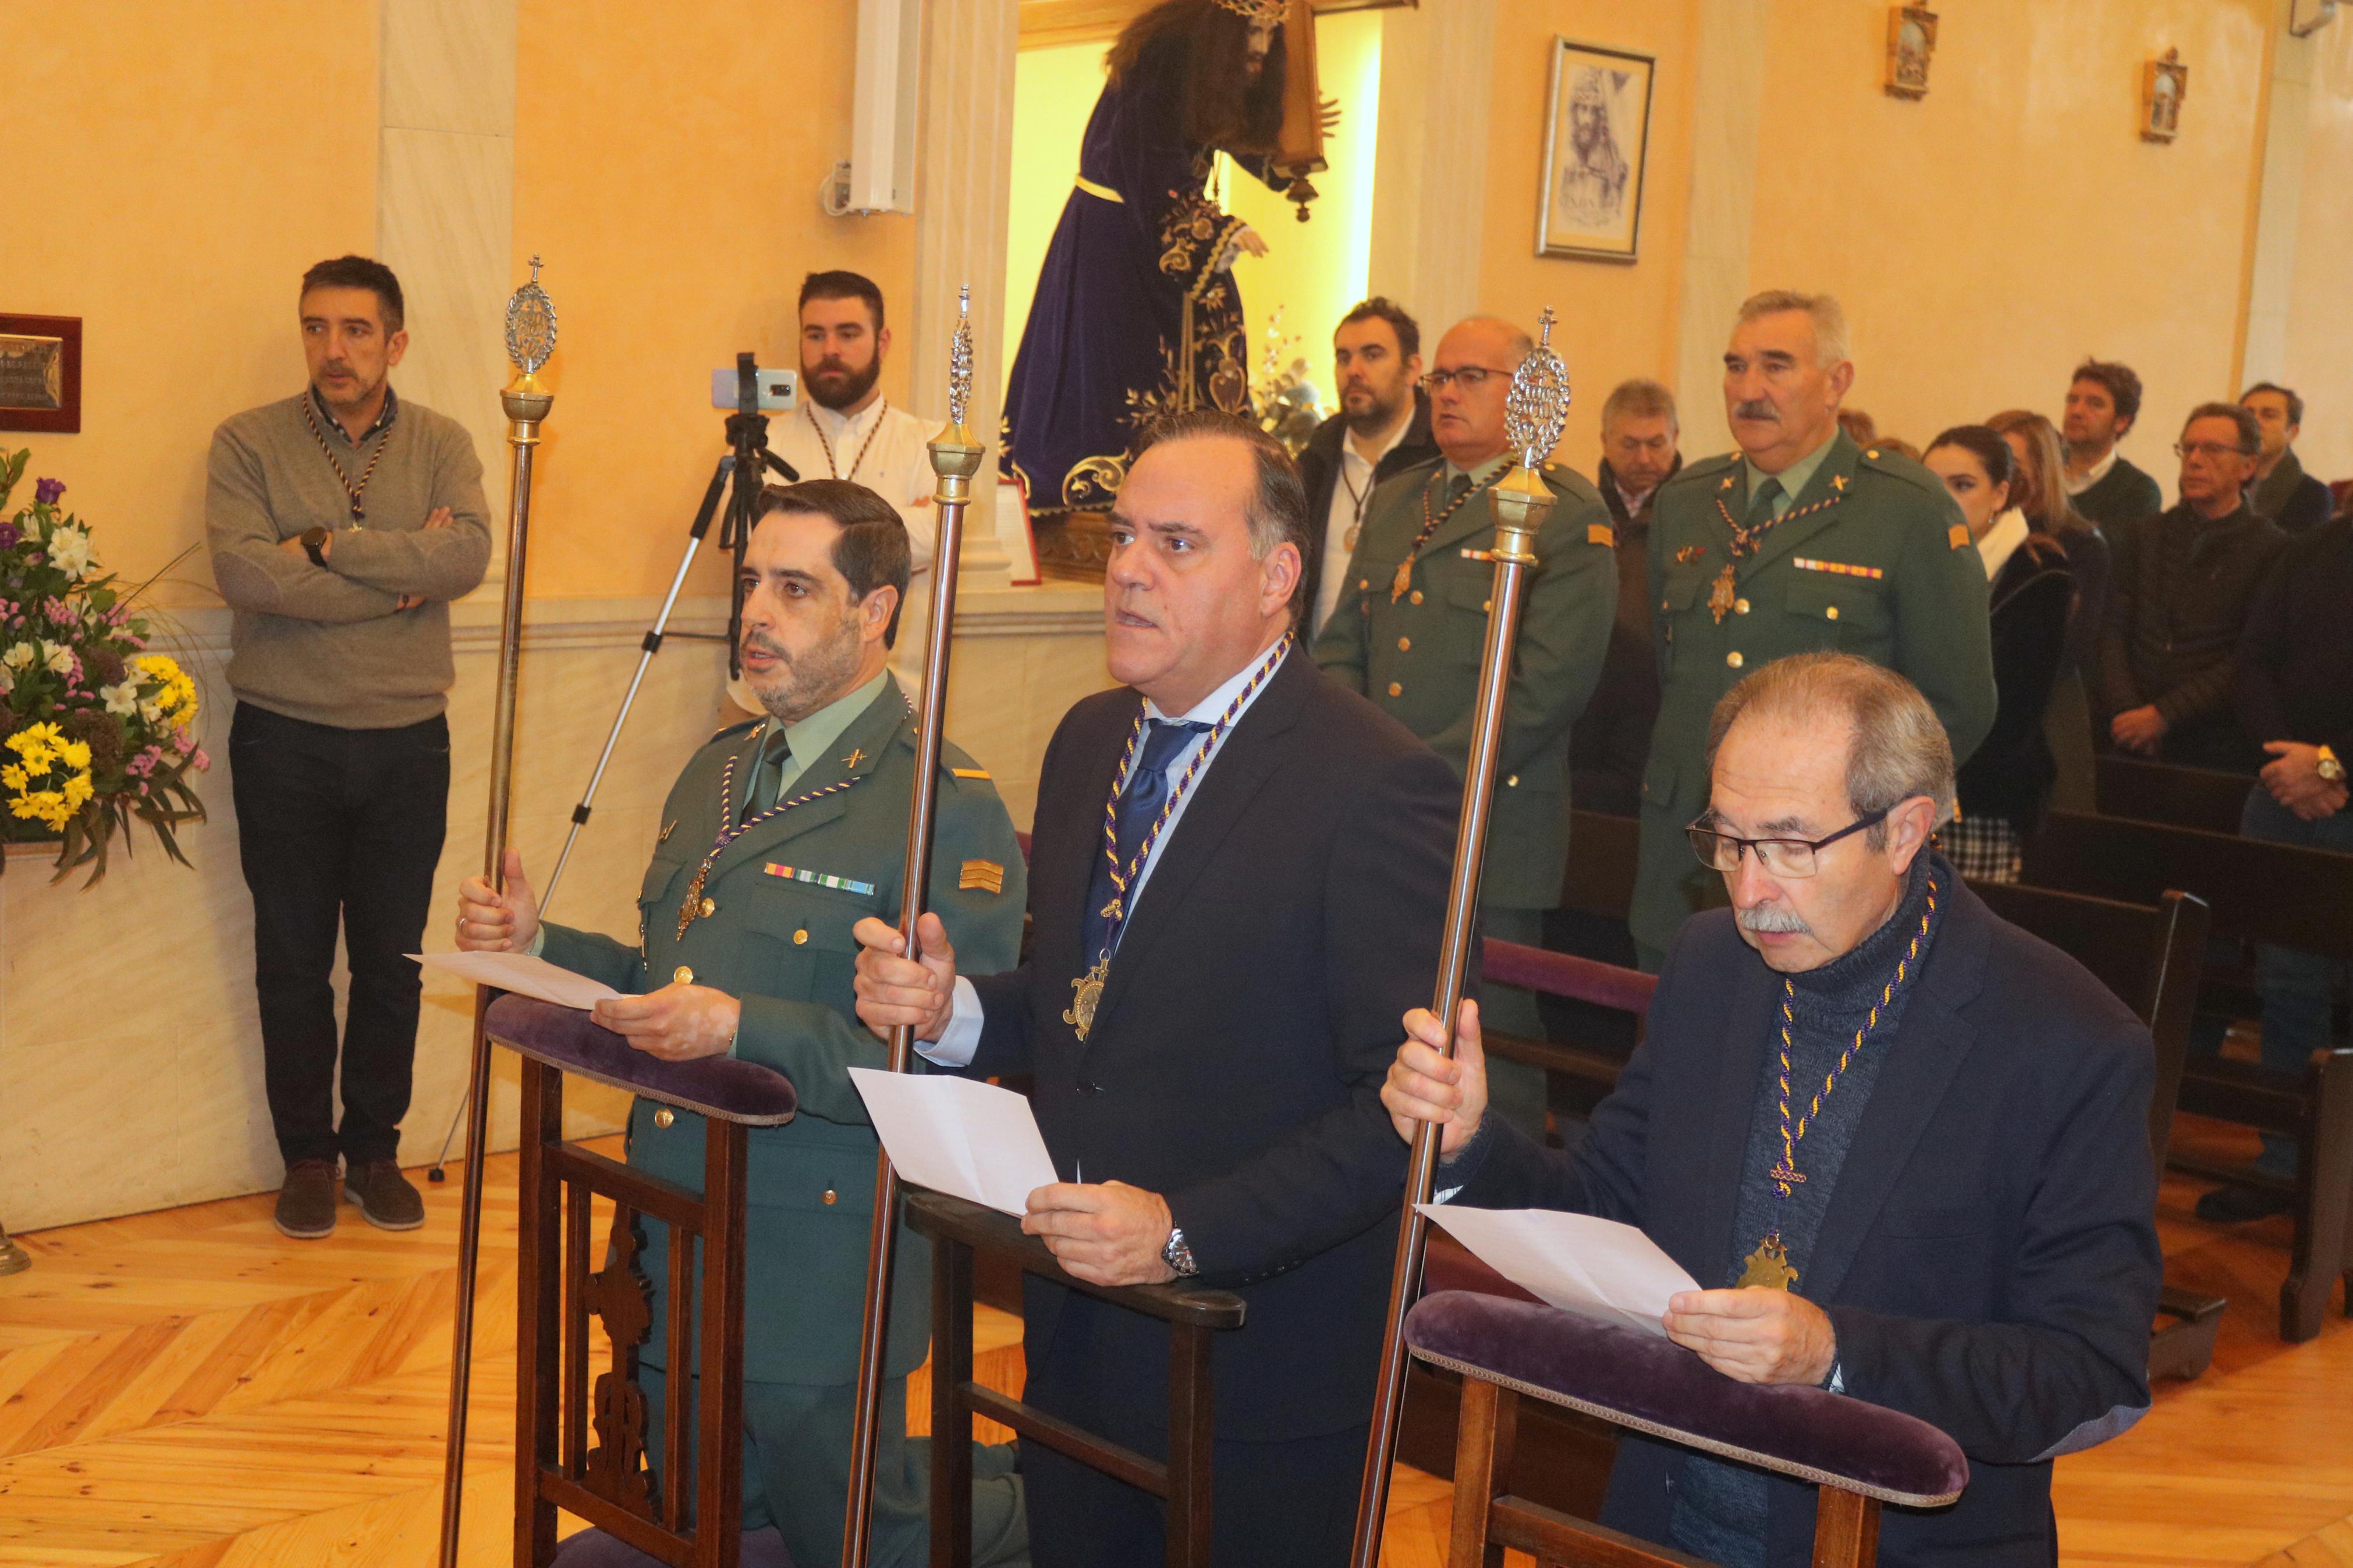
[505,255,558,376]
[947,283,974,429]
[1506,306,1572,470]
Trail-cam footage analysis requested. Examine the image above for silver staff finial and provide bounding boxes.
[946,284,974,430]
[505,257,558,377]
[1504,306,1571,470]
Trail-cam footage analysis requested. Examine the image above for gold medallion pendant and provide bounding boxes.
[1708,562,1739,624]
[1390,559,1414,603]
[675,863,715,940]
[1063,957,1110,1041]
[1737,1235,1800,1292]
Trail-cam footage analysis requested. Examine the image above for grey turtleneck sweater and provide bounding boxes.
[1668,849,1948,1567]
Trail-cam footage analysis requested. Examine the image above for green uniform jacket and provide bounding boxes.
[1311,458,1618,909]
[539,676,1026,1386]
[1632,432,1997,954]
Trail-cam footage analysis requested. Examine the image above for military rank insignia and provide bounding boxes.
[950,767,992,781]
[1587,523,1616,548]
[960,859,1006,895]
[1674,544,1708,564]
[1948,523,1972,550]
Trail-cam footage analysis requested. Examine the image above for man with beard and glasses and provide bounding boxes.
[1294,297,1438,638]
[457,480,1030,1568]
[206,254,492,1242]
[1384,653,2160,1568]
[1002,0,1337,520]
[1630,290,1993,970]
[732,271,944,712]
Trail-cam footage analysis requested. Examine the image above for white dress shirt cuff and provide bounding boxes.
[917,976,985,1068]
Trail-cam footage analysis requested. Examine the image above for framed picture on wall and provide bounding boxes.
[1535,38,1655,263]
[0,315,81,434]
[2141,48,2188,143]
[1884,6,1937,99]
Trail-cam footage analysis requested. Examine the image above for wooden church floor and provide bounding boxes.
[0,1116,2344,1567]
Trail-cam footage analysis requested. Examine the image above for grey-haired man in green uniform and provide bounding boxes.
[1312,315,1618,1135]
[1633,290,1996,969]
[456,479,1029,1567]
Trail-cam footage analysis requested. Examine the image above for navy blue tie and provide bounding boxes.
[1080,719,1209,961]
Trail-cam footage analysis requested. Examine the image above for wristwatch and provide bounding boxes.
[1162,1226,1199,1279]
[2319,745,2345,784]
[299,525,331,568]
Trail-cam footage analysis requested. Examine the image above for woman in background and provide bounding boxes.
[1989,407,2107,814]
[1926,426,2076,881]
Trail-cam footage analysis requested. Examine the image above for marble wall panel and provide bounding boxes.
[1,1027,180,1233]
[382,0,517,140]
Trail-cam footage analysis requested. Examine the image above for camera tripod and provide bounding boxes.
[426,353,794,1182]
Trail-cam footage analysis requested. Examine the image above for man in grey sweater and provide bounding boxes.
[207,255,492,1239]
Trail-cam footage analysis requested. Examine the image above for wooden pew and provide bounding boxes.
[2096,755,2255,835]
[2023,810,2353,1341]
[1966,881,2227,1378]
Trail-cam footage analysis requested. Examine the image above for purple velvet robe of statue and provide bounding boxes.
[1002,38,1283,517]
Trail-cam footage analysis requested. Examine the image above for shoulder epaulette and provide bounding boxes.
[1855,443,1951,503]
[1662,453,1738,492]
[708,717,761,742]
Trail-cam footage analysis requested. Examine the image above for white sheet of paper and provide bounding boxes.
[849,1068,1059,1218]
[1418,1204,1701,1338]
[410,950,622,1012]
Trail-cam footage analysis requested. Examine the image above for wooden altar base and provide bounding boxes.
[0,1118,2343,1567]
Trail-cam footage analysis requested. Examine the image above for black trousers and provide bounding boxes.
[1021,1307,1366,1568]
[230,702,449,1167]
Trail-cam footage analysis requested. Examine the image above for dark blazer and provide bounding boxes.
[1958,533,2075,833]
[2098,500,2289,770]
[967,648,1457,1441]
[2252,448,2336,538]
[2235,515,2353,759]
[1568,456,1677,815]
[1453,880,2161,1567]
[1294,396,1439,626]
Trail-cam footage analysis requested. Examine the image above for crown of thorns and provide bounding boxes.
[1211,0,1287,23]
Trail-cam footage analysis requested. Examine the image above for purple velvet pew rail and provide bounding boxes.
[1406,1292,1968,1508]
[482,993,798,1126]
[1481,936,1659,1016]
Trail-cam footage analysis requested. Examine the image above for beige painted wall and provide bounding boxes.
[512,0,918,602]
[0,2,382,605]
[1461,0,2352,492]
[2280,16,2353,482]
[1745,0,2275,470]
[1476,0,1701,476]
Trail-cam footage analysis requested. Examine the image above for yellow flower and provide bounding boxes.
[0,764,24,792]
[58,738,91,771]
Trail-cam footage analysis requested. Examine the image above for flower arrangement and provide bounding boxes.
[0,448,207,883]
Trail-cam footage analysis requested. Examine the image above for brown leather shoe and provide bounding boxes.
[343,1160,426,1231]
[275,1159,340,1239]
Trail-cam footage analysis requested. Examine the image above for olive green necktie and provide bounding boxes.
[744,728,793,822]
[1744,475,1784,531]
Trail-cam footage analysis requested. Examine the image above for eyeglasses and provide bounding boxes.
[2174,440,2252,460]
[1685,808,1890,879]
[1420,366,1512,393]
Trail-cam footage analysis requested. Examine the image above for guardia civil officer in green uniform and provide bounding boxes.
[456,479,1029,1568]
[1313,315,1618,1135]
[1634,291,1996,969]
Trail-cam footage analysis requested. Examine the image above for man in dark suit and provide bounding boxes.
[1385,652,2160,1568]
[1295,297,1439,640]
[854,411,1456,1567]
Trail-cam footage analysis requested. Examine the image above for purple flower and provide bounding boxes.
[40,598,70,625]
[0,522,18,549]
[33,478,63,506]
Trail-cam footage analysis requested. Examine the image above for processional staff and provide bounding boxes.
[436,258,558,1568]
[841,288,983,1568]
[1347,311,1574,1568]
